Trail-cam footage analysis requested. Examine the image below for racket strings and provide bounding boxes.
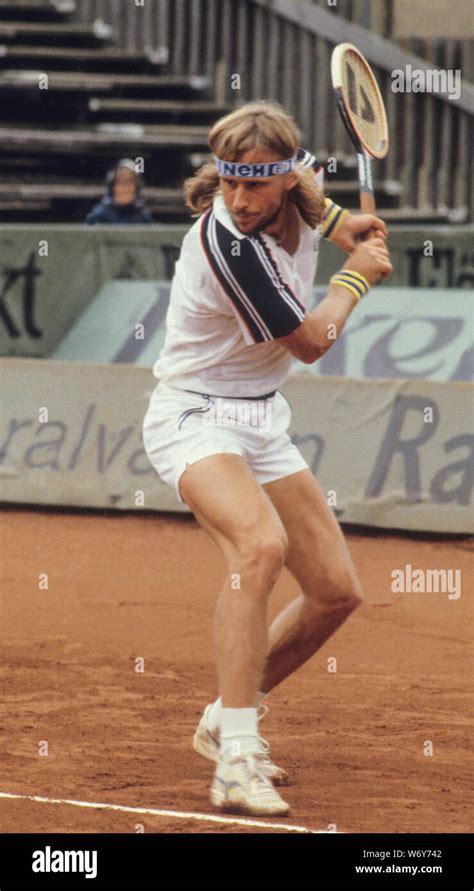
[340,50,388,156]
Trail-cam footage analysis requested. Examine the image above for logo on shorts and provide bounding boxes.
[202,397,272,432]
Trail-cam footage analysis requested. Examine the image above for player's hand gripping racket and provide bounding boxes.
[331,43,389,218]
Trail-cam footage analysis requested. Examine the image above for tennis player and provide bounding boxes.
[143,101,392,816]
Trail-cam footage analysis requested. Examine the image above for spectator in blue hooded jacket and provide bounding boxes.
[85,158,154,225]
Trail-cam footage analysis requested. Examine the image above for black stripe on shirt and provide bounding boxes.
[200,210,306,344]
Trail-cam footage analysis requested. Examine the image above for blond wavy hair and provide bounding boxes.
[184,101,325,229]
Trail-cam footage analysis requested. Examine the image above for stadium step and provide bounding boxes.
[0,123,210,153]
[0,70,211,98]
[0,172,438,224]
[0,174,422,225]
[325,179,402,210]
[0,44,169,72]
[0,181,183,201]
[380,207,453,223]
[0,7,406,225]
[0,19,113,46]
[0,180,186,222]
[0,71,214,126]
[0,0,75,20]
[325,178,401,195]
[0,149,186,183]
[88,97,230,125]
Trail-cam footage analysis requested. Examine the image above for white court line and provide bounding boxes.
[0,791,329,834]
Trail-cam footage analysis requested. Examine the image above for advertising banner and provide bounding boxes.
[0,225,183,358]
[51,281,473,384]
[1,358,472,533]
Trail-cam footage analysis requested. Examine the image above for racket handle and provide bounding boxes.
[359,153,379,241]
[360,191,376,214]
[359,190,378,241]
[359,193,390,283]
[357,153,387,262]
[358,151,376,216]
[357,194,375,248]
[359,189,390,278]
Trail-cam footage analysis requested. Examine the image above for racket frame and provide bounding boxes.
[331,42,389,215]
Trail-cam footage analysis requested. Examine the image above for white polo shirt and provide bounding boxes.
[153,171,326,398]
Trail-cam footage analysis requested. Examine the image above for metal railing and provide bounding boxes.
[70,0,474,220]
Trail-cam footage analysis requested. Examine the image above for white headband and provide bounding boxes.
[215,155,298,178]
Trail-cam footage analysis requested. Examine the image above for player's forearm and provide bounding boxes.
[280,241,390,365]
[304,284,359,362]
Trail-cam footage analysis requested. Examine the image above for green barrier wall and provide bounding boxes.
[1,224,473,359]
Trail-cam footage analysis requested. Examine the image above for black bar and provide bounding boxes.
[0,832,471,890]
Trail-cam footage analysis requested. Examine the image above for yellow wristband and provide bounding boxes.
[322,198,350,240]
[330,269,370,301]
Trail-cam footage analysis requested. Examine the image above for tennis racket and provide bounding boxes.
[331,43,389,216]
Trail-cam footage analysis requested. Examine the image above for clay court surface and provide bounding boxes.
[1,506,472,834]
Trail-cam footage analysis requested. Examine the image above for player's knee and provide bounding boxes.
[335,574,363,612]
[237,531,288,585]
[316,570,364,612]
[344,579,364,612]
[253,533,288,575]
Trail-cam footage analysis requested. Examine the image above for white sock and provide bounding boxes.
[220,707,259,759]
[208,692,267,732]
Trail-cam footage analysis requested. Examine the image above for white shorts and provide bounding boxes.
[142,383,309,502]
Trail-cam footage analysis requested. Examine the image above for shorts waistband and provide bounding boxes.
[182,388,277,401]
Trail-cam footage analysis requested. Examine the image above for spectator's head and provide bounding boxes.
[106,159,143,206]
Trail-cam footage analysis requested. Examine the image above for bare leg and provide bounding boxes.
[261,594,357,693]
[260,469,363,694]
[179,453,287,708]
[213,546,281,707]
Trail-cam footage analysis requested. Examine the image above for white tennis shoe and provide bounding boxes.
[210,752,290,816]
[193,702,289,786]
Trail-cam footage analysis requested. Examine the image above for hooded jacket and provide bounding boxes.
[85,159,154,225]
